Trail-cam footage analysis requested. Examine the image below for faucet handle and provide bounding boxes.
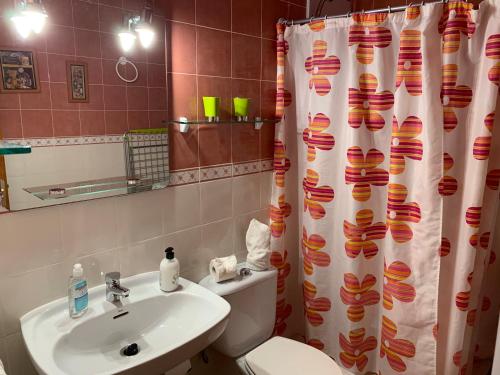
[105,272,121,283]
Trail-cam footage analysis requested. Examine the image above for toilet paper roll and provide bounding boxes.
[210,255,238,283]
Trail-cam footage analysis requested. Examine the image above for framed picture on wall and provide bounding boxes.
[0,49,39,93]
[66,61,89,103]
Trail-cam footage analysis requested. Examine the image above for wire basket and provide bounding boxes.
[123,128,169,191]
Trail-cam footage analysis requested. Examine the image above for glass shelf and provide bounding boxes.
[24,176,169,201]
[0,140,32,155]
[165,119,279,125]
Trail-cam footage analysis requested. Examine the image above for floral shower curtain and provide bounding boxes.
[270,1,500,374]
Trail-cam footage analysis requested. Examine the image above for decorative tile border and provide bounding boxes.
[9,135,124,147]
[169,159,274,187]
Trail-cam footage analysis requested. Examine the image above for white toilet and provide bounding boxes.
[199,265,343,375]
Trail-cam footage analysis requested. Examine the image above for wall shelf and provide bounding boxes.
[0,141,32,155]
[164,118,279,132]
[24,177,168,201]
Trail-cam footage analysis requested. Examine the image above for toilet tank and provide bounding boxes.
[199,266,278,358]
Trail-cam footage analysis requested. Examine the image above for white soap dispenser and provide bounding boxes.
[68,263,88,318]
[160,247,179,292]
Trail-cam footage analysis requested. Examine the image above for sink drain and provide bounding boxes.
[121,343,140,357]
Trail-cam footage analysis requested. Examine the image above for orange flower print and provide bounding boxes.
[380,315,416,372]
[465,206,481,228]
[343,209,386,260]
[303,169,334,219]
[340,273,380,322]
[455,272,473,311]
[270,250,291,295]
[467,296,491,327]
[345,147,389,202]
[486,169,500,192]
[308,339,325,350]
[303,280,331,326]
[339,328,377,371]
[390,116,423,175]
[453,350,467,375]
[438,1,475,54]
[308,19,325,32]
[303,113,335,162]
[270,194,291,238]
[276,38,289,67]
[302,227,331,275]
[349,73,394,131]
[473,113,494,160]
[387,184,421,243]
[469,232,490,250]
[383,260,416,310]
[396,30,422,96]
[485,34,500,87]
[274,140,290,188]
[274,298,292,336]
[438,152,458,196]
[405,5,420,20]
[440,237,451,257]
[305,40,341,96]
[349,14,391,64]
[276,73,292,118]
[441,64,472,132]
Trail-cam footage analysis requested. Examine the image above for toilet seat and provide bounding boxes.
[244,336,342,375]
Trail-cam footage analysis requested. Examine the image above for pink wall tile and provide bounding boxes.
[80,111,106,135]
[196,28,231,77]
[262,1,288,39]
[45,0,74,27]
[169,124,199,170]
[232,124,260,163]
[232,0,262,36]
[148,88,167,111]
[46,25,75,55]
[147,64,167,87]
[51,82,75,110]
[20,83,52,110]
[80,85,105,111]
[154,0,195,23]
[128,111,150,130]
[199,124,231,166]
[73,0,100,30]
[53,110,80,136]
[167,21,196,74]
[0,110,22,139]
[104,85,127,110]
[127,87,149,111]
[232,34,261,79]
[47,54,72,82]
[22,110,53,138]
[105,111,128,135]
[261,39,277,82]
[196,0,231,31]
[75,29,101,58]
[168,73,197,120]
[0,94,20,110]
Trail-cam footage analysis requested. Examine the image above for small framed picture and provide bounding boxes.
[0,49,40,93]
[66,61,89,103]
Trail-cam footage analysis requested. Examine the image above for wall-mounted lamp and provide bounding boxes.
[10,0,48,39]
[119,5,155,52]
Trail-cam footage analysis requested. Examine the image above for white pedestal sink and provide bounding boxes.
[20,272,231,375]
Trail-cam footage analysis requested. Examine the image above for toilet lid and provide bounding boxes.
[245,336,342,375]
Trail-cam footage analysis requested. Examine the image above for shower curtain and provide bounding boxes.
[270,1,500,374]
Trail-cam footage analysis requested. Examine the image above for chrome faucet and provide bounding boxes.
[105,272,130,303]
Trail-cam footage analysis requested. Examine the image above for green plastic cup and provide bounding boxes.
[233,97,250,119]
[202,96,220,121]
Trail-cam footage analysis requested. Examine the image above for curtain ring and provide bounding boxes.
[420,1,425,6]
[347,10,351,17]
[324,15,327,20]
[387,5,392,13]
[291,19,294,25]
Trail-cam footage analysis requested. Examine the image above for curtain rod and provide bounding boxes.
[279,0,458,26]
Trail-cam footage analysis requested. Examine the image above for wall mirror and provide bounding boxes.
[0,128,169,212]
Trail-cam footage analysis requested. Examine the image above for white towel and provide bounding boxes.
[209,255,238,283]
[0,359,6,375]
[245,219,271,271]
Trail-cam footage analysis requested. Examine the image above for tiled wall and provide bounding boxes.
[0,1,307,374]
[0,0,306,171]
[0,0,168,139]
[0,171,273,374]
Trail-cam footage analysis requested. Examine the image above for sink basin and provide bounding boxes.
[20,272,231,375]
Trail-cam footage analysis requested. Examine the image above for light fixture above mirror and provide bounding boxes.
[9,0,48,39]
[119,4,155,52]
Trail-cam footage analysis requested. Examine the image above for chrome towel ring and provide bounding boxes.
[115,56,139,83]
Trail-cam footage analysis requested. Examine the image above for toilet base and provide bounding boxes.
[235,355,253,375]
